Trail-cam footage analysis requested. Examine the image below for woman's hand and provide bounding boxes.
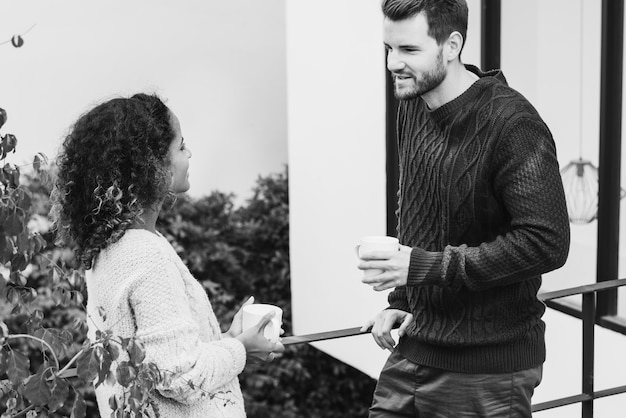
[224,296,255,338]
[236,311,285,363]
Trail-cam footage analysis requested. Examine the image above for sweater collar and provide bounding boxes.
[427,64,508,121]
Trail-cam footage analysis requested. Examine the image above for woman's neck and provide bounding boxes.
[132,203,162,233]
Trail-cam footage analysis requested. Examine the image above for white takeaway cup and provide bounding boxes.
[356,236,400,277]
[242,304,283,343]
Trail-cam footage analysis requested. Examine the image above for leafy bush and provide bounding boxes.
[0,105,375,418]
[159,171,377,417]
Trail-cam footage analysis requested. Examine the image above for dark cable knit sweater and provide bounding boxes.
[390,65,570,374]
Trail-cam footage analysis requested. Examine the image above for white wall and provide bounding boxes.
[286,0,390,377]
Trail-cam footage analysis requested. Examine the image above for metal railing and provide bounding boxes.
[532,278,626,416]
[57,278,626,416]
[283,278,626,418]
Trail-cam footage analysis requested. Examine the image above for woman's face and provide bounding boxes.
[167,111,192,193]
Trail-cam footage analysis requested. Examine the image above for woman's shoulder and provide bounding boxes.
[95,229,172,270]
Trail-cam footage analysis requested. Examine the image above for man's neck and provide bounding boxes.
[422,63,479,111]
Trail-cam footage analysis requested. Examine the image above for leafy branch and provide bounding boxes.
[0,105,165,418]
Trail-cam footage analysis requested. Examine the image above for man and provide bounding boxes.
[358,0,570,416]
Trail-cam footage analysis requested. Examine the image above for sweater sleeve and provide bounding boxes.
[128,249,246,405]
[386,285,411,312]
[406,117,570,291]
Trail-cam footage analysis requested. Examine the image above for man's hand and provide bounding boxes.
[358,245,412,291]
[361,309,413,351]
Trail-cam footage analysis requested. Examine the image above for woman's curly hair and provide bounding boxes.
[51,93,175,269]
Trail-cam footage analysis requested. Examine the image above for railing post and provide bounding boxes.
[596,0,623,317]
[582,292,595,417]
[481,0,501,71]
[385,53,399,237]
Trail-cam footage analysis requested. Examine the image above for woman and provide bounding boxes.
[52,93,283,417]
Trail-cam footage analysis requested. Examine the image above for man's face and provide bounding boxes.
[383,13,447,100]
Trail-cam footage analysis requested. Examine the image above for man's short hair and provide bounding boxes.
[381,0,469,48]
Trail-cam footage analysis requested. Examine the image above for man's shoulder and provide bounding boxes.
[479,79,542,120]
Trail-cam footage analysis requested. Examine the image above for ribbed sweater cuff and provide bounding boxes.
[215,338,247,375]
[407,247,443,287]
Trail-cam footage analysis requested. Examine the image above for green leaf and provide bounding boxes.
[0,322,8,345]
[0,235,6,260]
[96,347,112,387]
[23,366,53,406]
[9,271,26,287]
[31,309,44,326]
[33,328,65,358]
[116,361,136,387]
[16,231,29,253]
[33,153,49,173]
[97,306,107,322]
[10,165,19,188]
[128,340,146,366]
[3,212,22,236]
[47,376,70,412]
[1,134,17,155]
[108,394,119,411]
[6,287,20,305]
[0,107,7,130]
[15,189,31,212]
[120,337,130,351]
[0,235,15,263]
[0,349,8,375]
[4,395,17,413]
[70,392,86,418]
[10,252,28,272]
[76,347,99,384]
[104,340,120,361]
[6,349,30,385]
[30,232,47,253]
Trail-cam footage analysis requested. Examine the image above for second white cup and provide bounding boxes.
[242,303,283,343]
[357,236,400,277]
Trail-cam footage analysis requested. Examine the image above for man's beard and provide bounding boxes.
[394,50,446,100]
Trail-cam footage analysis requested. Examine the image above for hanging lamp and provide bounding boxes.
[561,158,599,224]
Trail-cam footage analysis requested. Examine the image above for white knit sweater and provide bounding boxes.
[85,229,247,417]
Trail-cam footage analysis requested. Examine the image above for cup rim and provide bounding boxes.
[243,303,283,315]
[359,236,399,244]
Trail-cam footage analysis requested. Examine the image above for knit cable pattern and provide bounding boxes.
[389,66,570,373]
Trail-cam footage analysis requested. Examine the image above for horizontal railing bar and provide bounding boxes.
[538,278,626,301]
[531,385,626,412]
[282,326,368,345]
[592,384,626,399]
[544,299,582,319]
[596,314,626,335]
[543,298,626,335]
[532,393,591,412]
